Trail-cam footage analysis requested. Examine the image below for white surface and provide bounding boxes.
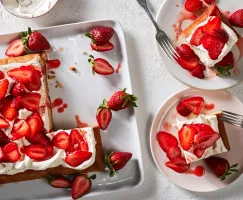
[0,0,243,199]
[150,88,243,192]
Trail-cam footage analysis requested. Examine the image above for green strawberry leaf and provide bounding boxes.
[215,64,234,76]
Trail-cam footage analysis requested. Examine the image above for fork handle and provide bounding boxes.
[137,0,160,31]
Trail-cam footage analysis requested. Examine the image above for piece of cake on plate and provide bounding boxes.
[176,112,230,164]
[0,54,105,184]
[179,4,240,68]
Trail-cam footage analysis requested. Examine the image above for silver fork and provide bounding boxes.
[136,0,180,60]
[220,110,243,128]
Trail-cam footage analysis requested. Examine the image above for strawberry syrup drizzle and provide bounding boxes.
[187,165,205,177]
[203,103,215,111]
[52,98,63,108]
[115,63,122,73]
[75,115,89,128]
[163,122,172,132]
[57,107,64,113]
[47,59,61,70]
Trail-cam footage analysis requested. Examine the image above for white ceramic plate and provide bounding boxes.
[0,20,144,199]
[150,88,243,192]
[156,0,243,90]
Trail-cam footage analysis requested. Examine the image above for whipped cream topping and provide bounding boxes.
[186,16,238,68]
[2,0,57,18]
[0,55,51,135]
[0,127,96,175]
[176,114,228,164]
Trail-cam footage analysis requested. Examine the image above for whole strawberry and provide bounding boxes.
[105,152,132,177]
[205,157,238,180]
[229,9,243,28]
[21,27,50,51]
[85,27,114,45]
[107,88,138,111]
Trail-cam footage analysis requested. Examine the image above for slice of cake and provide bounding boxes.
[179,5,240,68]
[176,112,230,164]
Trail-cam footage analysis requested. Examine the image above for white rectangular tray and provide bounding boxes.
[0,20,144,199]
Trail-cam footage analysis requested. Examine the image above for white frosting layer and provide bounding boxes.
[2,0,57,18]
[186,16,238,68]
[176,114,228,164]
[0,127,96,175]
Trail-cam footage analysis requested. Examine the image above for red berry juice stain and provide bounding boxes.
[188,165,205,177]
[163,122,172,132]
[115,63,122,73]
[75,115,89,128]
[171,113,177,119]
[63,103,68,108]
[57,107,64,113]
[47,59,61,70]
[203,103,215,111]
[176,4,179,7]
[52,98,63,108]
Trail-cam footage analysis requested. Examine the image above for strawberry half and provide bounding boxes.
[5,39,25,57]
[185,0,203,12]
[11,96,22,110]
[11,119,30,140]
[24,69,42,91]
[156,131,178,152]
[181,96,204,115]
[65,150,92,167]
[229,9,243,28]
[0,116,9,129]
[176,57,199,71]
[91,42,114,52]
[212,29,229,43]
[3,142,21,163]
[194,130,220,149]
[85,27,114,45]
[165,157,190,173]
[96,100,112,130]
[26,131,50,146]
[189,123,214,133]
[0,130,10,146]
[90,58,114,75]
[194,148,205,158]
[203,16,221,36]
[217,51,234,66]
[190,26,206,47]
[191,64,205,79]
[1,96,18,121]
[176,44,199,61]
[0,79,9,99]
[67,129,88,152]
[71,174,96,199]
[19,93,41,111]
[52,131,70,150]
[25,144,47,161]
[7,65,36,83]
[178,125,197,150]
[47,175,71,188]
[11,82,25,97]
[205,157,239,180]
[166,146,181,161]
[176,101,192,117]
[105,152,132,177]
[26,114,42,138]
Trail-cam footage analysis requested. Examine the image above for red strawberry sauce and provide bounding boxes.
[47,59,61,70]
[203,103,215,111]
[115,63,122,73]
[163,122,172,132]
[75,115,89,128]
[57,107,64,113]
[188,165,205,177]
[52,98,63,108]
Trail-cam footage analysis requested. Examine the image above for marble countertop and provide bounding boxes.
[0,0,243,199]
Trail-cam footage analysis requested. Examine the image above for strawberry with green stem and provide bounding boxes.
[96,100,112,130]
[88,56,114,75]
[47,175,71,188]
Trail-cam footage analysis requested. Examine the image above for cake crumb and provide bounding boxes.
[48,75,56,80]
[70,66,78,72]
[49,70,55,75]
[55,81,63,88]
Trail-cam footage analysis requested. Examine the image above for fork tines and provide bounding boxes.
[220,110,243,128]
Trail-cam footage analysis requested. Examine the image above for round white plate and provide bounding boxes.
[156,0,243,90]
[150,88,243,192]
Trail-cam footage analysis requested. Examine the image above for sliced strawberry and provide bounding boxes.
[0,116,10,129]
[203,16,221,35]
[217,51,234,66]
[176,44,199,61]
[176,57,199,71]
[20,93,41,111]
[0,96,18,121]
[176,101,192,117]
[0,147,7,162]
[67,129,88,152]
[25,144,47,161]
[48,176,71,188]
[24,69,42,91]
[204,0,216,4]
[96,100,112,130]
[194,148,205,158]
[45,144,54,159]
[5,39,25,57]
[202,35,224,60]
[0,130,10,146]
[179,125,197,150]
[52,131,70,149]
[184,0,203,12]
[11,119,30,140]
[3,142,20,162]
[165,157,190,173]
[7,65,36,83]
[26,116,41,138]
[191,64,205,79]
[189,123,214,133]
[26,131,50,146]
[91,42,114,52]
[92,58,114,75]
[190,26,206,47]
[65,150,92,167]
[212,29,229,43]
[0,71,5,80]
[0,79,9,99]
[156,131,178,152]
[71,175,92,199]
[11,96,22,110]
[194,131,220,149]
[166,146,181,161]
[31,112,44,129]
[181,96,204,115]
[229,9,243,28]
[11,82,25,97]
